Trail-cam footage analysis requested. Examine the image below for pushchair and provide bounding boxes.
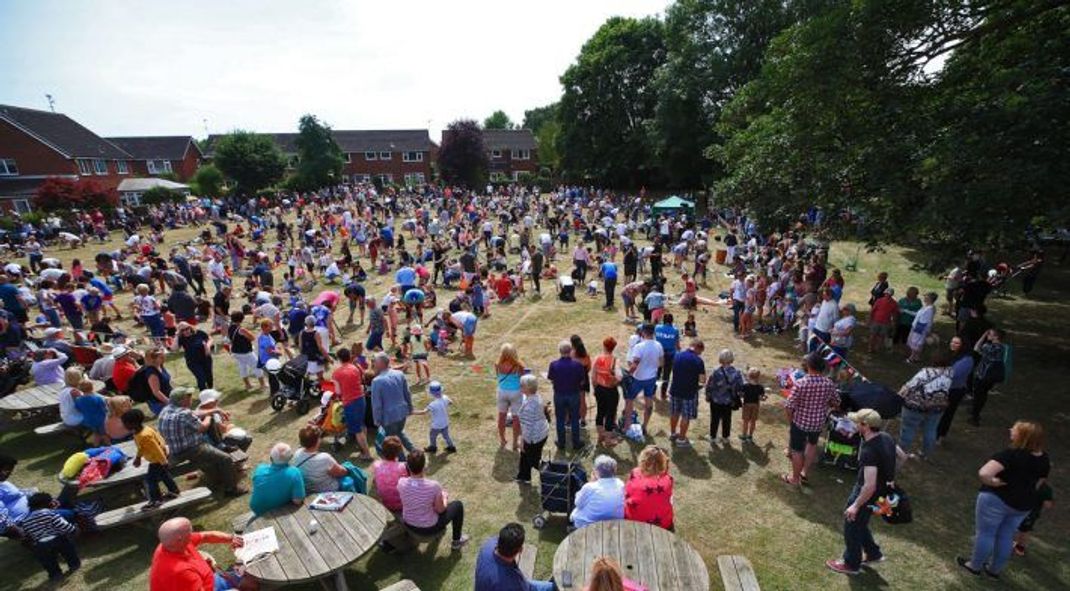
[311,381,348,452]
[266,355,322,414]
[822,379,901,470]
[822,413,861,470]
[531,446,591,530]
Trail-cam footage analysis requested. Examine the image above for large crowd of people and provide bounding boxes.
[0,182,1054,589]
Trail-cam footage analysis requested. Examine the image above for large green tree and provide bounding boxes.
[292,114,344,191]
[483,110,515,130]
[212,131,287,196]
[437,119,489,188]
[558,17,666,188]
[522,103,559,134]
[190,163,224,197]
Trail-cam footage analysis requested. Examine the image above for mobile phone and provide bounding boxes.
[561,569,573,588]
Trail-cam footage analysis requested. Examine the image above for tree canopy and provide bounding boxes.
[483,110,516,130]
[437,119,489,188]
[190,163,224,197]
[212,130,287,196]
[292,114,344,192]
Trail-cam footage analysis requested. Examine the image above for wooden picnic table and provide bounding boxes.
[552,520,710,591]
[0,380,106,414]
[244,493,389,591]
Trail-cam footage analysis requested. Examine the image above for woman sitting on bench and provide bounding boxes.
[397,449,469,550]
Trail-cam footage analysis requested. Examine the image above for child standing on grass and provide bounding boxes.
[739,367,767,441]
[739,276,756,339]
[414,381,456,454]
[1014,482,1054,556]
[121,408,179,510]
[20,492,81,581]
[683,311,698,338]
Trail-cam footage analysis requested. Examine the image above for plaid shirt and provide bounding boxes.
[784,374,838,432]
[157,404,203,455]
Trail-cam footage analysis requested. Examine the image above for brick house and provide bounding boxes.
[106,136,203,181]
[0,104,136,212]
[482,129,538,182]
[206,129,436,187]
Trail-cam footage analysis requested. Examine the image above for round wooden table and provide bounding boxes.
[552,520,710,591]
[244,493,389,591]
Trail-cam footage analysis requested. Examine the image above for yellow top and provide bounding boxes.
[134,426,169,465]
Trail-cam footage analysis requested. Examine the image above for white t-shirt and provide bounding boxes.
[630,339,664,381]
[293,449,340,493]
[426,396,452,430]
[815,300,839,333]
[39,268,65,282]
[59,387,83,426]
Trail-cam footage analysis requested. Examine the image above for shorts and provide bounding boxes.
[670,396,698,420]
[622,293,634,308]
[496,389,523,414]
[462,317,477,337]
[741,402,760,422]
[870,323,891,338]
[627,377,657,401]
[343,397,366,435]
[233,352,260,379]
[651,308,665,323]
[788,423,821,453]
[307,360,324,374]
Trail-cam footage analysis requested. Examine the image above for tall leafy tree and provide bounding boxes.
[535,120,562,172]
[522,103,559,134]
[212,131,286,195]
[558,17,666,188]
[190,164,225,197]
[483,110,515,130]
[438,119,489,188]
[293,114,344,191]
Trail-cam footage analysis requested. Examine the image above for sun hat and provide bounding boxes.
[198,389,221,407]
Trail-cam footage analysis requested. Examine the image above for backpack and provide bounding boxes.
[126,366,154,403]
[900,368,950,412]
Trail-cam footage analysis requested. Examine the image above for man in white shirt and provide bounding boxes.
[812,288,839,350]
[625,324,663,433]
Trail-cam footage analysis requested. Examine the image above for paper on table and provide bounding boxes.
[234,526,279,564]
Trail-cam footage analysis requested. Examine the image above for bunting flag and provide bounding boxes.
[806,333,870,383]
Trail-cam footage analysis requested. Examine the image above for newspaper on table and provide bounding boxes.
[234,526,279,564]
[309,491,354,512]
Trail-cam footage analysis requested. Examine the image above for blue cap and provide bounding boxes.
[428,381,443,395]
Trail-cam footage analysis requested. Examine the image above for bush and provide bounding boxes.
[34,177,118,211]
[141,186,183,205]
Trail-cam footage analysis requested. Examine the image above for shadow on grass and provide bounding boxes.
[707,443,749,477]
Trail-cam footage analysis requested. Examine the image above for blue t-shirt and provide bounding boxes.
[249,464,306,515]
[287,308,308,336]
[0,284,24,315]
[547,357,585,396]
[654,324,680,353]
[310,305,331,328]
[257,333,277,366]
[395,267,416,287]
[88,278,113,297]
[474,536,530,591]
[81,293,103,312]
[379,227,394,242]
[601,262,617,280]
[669,349,705,399]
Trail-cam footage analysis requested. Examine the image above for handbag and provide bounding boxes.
[879,484,913,525]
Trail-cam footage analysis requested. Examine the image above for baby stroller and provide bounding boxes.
[531,446,591,530]
[822,413,861,470]
[822,379,901,470]
[267,355,322,414]
[312,381,348,452]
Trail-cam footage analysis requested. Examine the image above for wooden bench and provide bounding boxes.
[718,555,761,591]
[519,543,538,579]
[380,581,419,591]
[231,510,255,533]
[34,422,85,437]
[94,487,212,530]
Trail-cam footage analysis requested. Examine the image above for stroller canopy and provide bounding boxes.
[840,380,901,420]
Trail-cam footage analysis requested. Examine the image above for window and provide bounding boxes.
[491,149,503,159]
[121,193,141,207]
[13,199,31,214]
[404,173,426,185]
[93,159,108,175]
[513,170,523,181]
[0,159,17,176]
[364,152,377,161]
[489,171,506,182]
[116,160,129,174]
[147,159,173,174]
[511,149,531,160]
[354,174,371,183]
[378,151,392,160]
[77,159,93,175]
[343,153,352,163]
[377,174,393,184]
[402,151,424,163]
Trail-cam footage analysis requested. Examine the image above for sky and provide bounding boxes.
[0,0,667,140]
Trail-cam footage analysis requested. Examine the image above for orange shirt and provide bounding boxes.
[112,358,138,393]
[149,533,215,591]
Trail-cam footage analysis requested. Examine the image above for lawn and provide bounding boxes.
[1,220,1067,591]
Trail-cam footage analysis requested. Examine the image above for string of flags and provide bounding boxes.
[807,333,870,383]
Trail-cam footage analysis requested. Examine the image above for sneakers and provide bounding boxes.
[862,554,885,565]
[424,446,438,454]
[674,438,691,448]
[825,559,860,575]
[451,534,470,550]
[141,500,163,511]
[956,556,981,576]
[445,446,457,454]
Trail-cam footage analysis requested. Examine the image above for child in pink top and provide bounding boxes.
[372,435,408,512]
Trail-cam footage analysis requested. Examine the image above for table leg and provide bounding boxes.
[325,569,349,591]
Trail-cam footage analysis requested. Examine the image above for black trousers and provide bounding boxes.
[517,436,547,482]
[659,352,675,395]
[937,387,967,438]
[594,384,619,433]
[407,500,465,541]
[574,259,588,281]
[32,536,80,580]
[532,272,541,293]
[604,277,617,308]
[971,378,997,422]
[709,403,734,438]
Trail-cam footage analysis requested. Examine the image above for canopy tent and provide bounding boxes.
[651,195,695,216]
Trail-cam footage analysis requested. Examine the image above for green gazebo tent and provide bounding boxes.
[651,195,695,216]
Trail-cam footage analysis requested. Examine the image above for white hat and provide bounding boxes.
[264,358,283,372]
[43,327,62,338]
[198,389,221,406]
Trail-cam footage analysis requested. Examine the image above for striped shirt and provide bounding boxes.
[518,393,549,444]
[397,477,443,528]
[20,509,76,543]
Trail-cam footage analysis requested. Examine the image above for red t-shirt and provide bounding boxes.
[112,358,138,393]
[870,296,899,325]
[495,277,512,300]
[149,533,215,591]
[624,468,675,530]
[332,362,364,404]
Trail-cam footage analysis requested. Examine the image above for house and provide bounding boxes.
[117,178,191,206]
[106,136,203,181]
[206,129,436,187]
[482,129,538,182]
[0,103,136,213]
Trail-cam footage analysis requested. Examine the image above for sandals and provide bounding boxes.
[780,474,801,486]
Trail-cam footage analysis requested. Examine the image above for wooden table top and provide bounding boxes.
[0,380,106,412]
[552,520,710,591]
[245,493,389,585]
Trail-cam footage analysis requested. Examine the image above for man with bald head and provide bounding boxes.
[149,517,242,591]
[248,442,306,515]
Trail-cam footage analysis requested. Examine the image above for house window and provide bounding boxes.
[364,152,377,161]
[121,193,141,207]
[147,159,173,174]
[377,174,393,185]
[404,173,426,185]
[116,160,129,174]
[77,159,93,175]
[343,153,352,163]
[491,149,502,159]
[511,149,531,160]
[93,159,108,175]
[0,159,17,176]
[402,151,423,163]
[354,174,371,183]
[513,171,523,181]
[489,171,505,182]
[379,151,392,160]
[13,199,31,214]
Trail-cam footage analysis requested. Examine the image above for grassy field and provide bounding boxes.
[0,221,1067,591]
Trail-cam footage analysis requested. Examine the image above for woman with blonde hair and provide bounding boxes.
[104,395,134,441]
[624,445,675,530]
[958,421,1049,578]
[494,342,524,450]
[586,557,624,591]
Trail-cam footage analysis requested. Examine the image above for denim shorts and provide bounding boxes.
[626,377,657,400]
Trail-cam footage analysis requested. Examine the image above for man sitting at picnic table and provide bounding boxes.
[149,516,244,591]
[475,522,555,591]
[157,388,248,497]
[249,442,305,515]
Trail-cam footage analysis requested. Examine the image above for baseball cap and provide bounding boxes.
[847,408,883,429]
[43,327,63,338]
[168,386,196,405]
[428,381,443,395]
